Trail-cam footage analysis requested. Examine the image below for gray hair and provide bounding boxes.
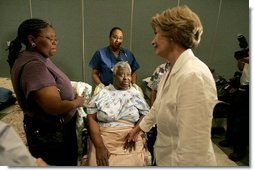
[151,5,203,49]
[112,61,132,75]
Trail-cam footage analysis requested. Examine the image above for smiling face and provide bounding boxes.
[113,67,131,90]
[32,26,58,57]
[151,27,172,60]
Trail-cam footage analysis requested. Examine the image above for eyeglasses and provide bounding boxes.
[38,35,58,43]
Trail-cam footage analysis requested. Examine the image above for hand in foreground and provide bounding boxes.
[75,95,85,107]
[126,126,140,142]
[123,138,136,152]
[123,126,142,152]
[35,158,48,166]
[96,146,110,166]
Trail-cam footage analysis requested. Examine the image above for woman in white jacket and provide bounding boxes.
[127,5,218,166]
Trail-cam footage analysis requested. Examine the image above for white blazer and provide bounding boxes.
[140,49,217,166]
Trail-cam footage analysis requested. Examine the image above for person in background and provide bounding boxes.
[0,121,48,166]
[7,18,84,166]
[86,61,150,166]
[126,5,218,166]
[88,27,140,88]
[146,62,170,165]
[147,62,170,106]
[219,57,249,161]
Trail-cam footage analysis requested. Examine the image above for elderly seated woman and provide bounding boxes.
[86,61,150,166]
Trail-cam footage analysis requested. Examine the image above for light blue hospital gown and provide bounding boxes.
[86,84,150,128]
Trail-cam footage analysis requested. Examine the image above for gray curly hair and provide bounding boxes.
[112,61,132,75]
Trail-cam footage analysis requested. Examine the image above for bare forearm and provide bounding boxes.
[136,115,145,126]
[92,75,102,86]
[55,98,82,114]
[34,86,84,116]
[92,70,102,85]
[87,115,105,148]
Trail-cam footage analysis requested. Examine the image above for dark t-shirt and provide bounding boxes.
[11,51,76,123]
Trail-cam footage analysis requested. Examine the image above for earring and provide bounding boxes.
[32,42,36,47]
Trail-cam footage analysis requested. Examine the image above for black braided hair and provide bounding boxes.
[7,18,50,68]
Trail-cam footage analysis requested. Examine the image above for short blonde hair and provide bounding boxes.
[112,61,132,75]
[151,5,203,49]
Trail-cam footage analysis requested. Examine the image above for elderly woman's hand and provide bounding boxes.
[127,126,141,142]
[95,146,110,166]
[123,138,136,152]
[123,126,142,152]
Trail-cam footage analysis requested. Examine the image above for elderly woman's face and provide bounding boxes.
[114,67,131,90]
